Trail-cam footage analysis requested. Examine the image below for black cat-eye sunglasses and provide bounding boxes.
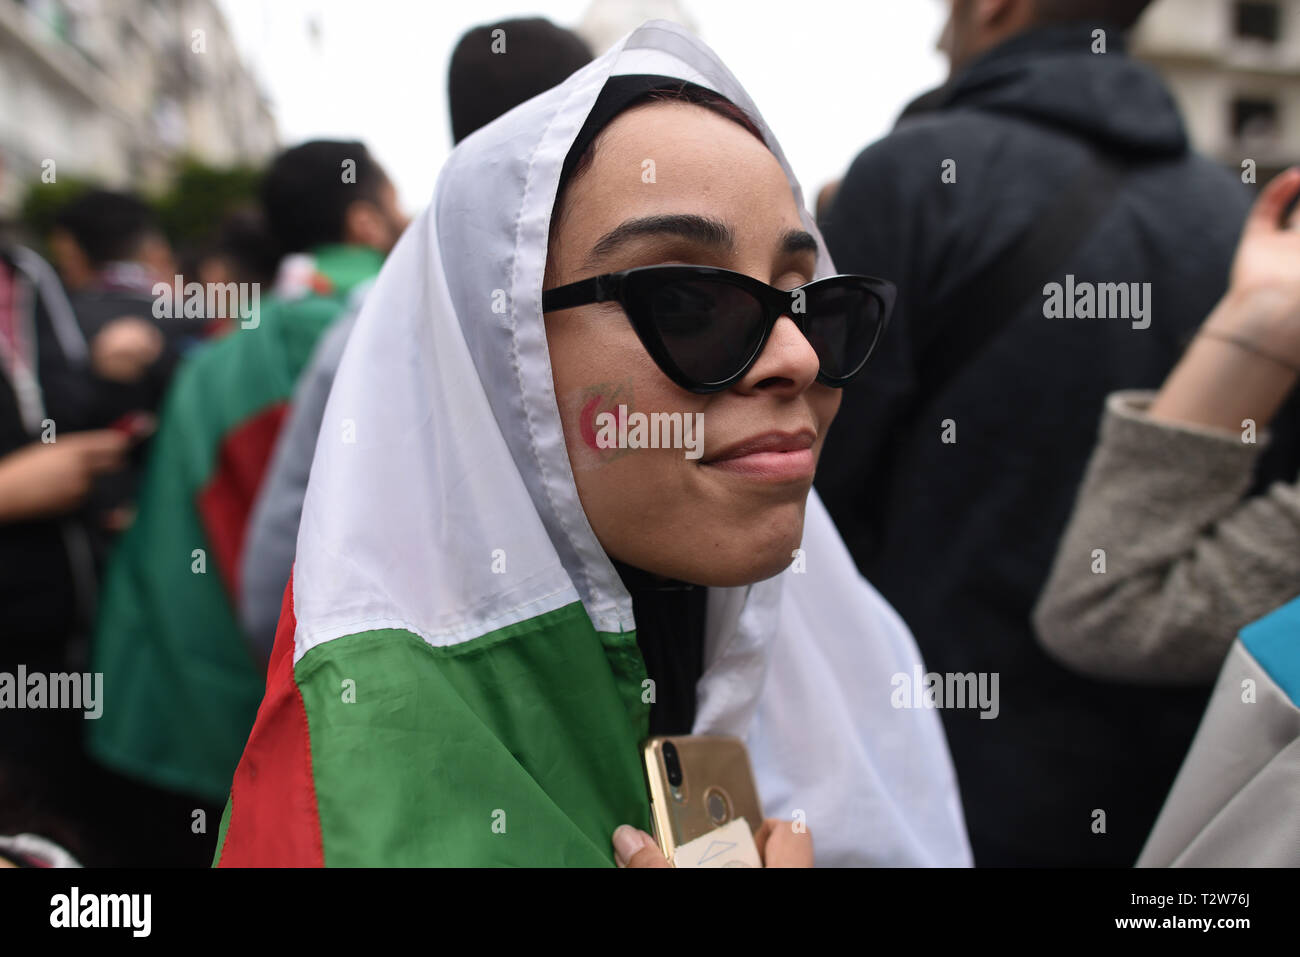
[541,264,895,394]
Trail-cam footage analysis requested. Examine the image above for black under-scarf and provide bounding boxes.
[558,74,718,193]
[611,558,708,737]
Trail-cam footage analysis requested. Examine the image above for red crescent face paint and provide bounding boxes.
[578,382,632,454]
[579,394,605,450]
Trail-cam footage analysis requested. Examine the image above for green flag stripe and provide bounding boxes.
[297,603,653,866]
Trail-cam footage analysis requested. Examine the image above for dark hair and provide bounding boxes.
[449,18,593,145]
[1034,0,1154,29]
[259,140,387,254]
[51,190,160,268]
[553,84,766,233]
[207,207,282,287]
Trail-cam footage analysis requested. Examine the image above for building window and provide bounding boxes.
[1235,1,1281,43]
[1232,96,1279,142]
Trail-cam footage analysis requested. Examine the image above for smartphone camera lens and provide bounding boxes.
[662,741,683,788]
[705,788,731,825]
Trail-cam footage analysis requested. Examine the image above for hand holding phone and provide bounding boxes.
[640,734,766,867]
[613,822,814,870]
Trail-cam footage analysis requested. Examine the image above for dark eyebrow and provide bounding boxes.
[585,213,734,267]
[779,228,819,257]
[583,215,819,271]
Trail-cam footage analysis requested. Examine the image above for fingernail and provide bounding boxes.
[613,825,643,866]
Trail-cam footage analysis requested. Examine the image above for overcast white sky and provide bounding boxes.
[216,0,950,214]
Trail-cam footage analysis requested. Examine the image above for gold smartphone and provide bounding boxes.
[642,734,763,864]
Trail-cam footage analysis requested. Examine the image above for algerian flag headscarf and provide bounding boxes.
[215,20,971,867]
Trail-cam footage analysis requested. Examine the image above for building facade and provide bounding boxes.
[0,0,277,213]
[1133,0,1300,180]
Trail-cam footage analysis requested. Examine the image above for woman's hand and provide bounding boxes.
[613,819,813,868]
[1148,168,1300,431]
[752,818,815,867]
[1214,166,1300,367]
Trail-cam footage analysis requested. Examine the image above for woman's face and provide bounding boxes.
[544,101,840,587]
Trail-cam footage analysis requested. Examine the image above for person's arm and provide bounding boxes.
[1033,391,1300,683]
[1033,168,1300,682]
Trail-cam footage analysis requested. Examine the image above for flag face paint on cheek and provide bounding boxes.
[570,381,708,462]
[569,380,637,468]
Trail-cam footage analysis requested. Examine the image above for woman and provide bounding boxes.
[1034,168,1300,684]
[1031,169,1300,866]
[214,20,970,867]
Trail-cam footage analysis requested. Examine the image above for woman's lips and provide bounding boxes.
[700,430,817,482]
[704,447,816,481]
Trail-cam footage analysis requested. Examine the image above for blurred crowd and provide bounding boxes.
[2,0,1299,868]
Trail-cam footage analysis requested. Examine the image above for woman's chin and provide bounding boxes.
[636,532,806,588]
[601,501,808,587]
[687,550,800,587]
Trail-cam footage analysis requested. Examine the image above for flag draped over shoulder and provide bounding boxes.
[88,246,383,803]
[1138,597,1300,866]
[214,21,973,867]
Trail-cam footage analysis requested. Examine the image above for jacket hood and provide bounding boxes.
[936,21,1188,157]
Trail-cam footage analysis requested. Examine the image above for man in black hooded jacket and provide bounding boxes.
[816,0,1300,865]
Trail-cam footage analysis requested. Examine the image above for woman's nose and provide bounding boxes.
[733,313,821,395]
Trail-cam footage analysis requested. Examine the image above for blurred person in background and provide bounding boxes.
[814,0,1300,865]
[239,16,593,662]
[52,190,207,372]
[190,207,283,339]
[0,205,129,863]
[47,191,202,543]
[84,141,404,864]
[1032,168,1300,866]
[447,16,593,144]
[48,189,172,295]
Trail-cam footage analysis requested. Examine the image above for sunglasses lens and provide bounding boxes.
[648,279,767,387]
[804,281,886,381]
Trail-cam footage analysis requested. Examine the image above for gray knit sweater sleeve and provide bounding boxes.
[1033,390,1300,684]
